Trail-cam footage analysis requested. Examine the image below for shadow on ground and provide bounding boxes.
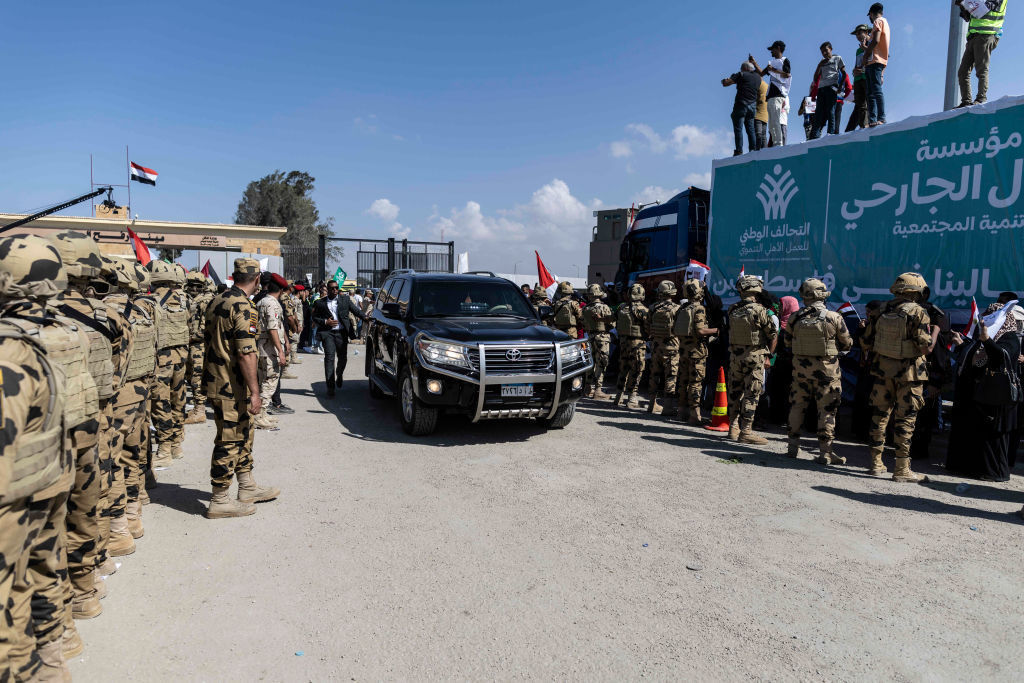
[813,485,1024,525]
[148,480,210,517]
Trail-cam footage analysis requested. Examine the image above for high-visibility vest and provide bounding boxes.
[970,0,1006,35]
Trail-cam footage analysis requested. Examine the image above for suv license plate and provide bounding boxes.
[501,383,533,397]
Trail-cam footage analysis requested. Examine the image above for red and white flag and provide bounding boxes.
[738,265,745,278]
[963,297,980,337]
[836,301,860,319]
[130,162,158,186]
[126,226,151,266]
[627,203,638,232]
[684,259,710,282]
[535,250,558,299]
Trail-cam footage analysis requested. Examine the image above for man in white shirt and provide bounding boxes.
[751,40,791,147]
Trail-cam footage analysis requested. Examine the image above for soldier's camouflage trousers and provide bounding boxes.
[96,401,120,562]
[258,355,281,408]
[648,340,680,396]
[210,398,255,488]
[590,333,611,387]
[620,339,647,394]
[120,380,151,504]
[728,347,768,425]
[152,346,188,448]
[187,341,206,407]
[677,347,708,409]
[289,332,299,363]
[0,497,47,680]
[869,376,925,459]
[789,357,842,441]
[66,423,100,590]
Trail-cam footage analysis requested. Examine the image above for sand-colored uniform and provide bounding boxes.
[256,295,284,408]
[187,290,214,408]
[151,285,189,455]
[784,304,853,441]
[647,300,681,396]
[0,325,66,678]
[551,297,582,338]
[581,302,614,387]
[617,302,649,394]
[861,299,932,460]
[727,299,777,427]
[203,285,259,487]
[675,300,711,409]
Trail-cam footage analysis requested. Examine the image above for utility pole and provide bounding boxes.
[944,3,968,110]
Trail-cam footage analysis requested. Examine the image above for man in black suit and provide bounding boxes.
[311,280,366,396]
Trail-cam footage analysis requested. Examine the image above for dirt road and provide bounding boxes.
[71,348,1024,680]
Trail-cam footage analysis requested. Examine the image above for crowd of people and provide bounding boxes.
[724,0,1008,154]
[538,273,1024,495]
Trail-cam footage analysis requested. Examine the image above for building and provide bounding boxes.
[588,208,628,284]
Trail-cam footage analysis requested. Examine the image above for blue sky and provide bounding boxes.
[2,0,1020,275]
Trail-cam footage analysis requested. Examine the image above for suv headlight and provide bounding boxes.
[417,338,470,369]
[559,341,586,364]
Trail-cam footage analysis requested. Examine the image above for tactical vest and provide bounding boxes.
[2,315,96,430]
[674,303,698,338]
[108,294,157,381]
[82,298,115,401]
[0,326,65,504]
[969,0,1006,35]
[791,307,838,357]
[189,293,212,341]
[729,302,765,346]
[874,301,922,360]
[157,288,189,349]
[553,299,577,329]
[617,305,644,338]
[583,304,609,333]
[650,301,678,340]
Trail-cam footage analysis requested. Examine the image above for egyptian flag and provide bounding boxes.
[963,297,980,338]
[627,203,638,232]
[126,226,151,266]
[201,259,223,286]
[535,251,558,299]
[130,162,158,186]
[684,259,710,283]
[836,302,860,319]
[738,265,745,278]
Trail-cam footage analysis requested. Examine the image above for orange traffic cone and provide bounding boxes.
[704,366,730,432]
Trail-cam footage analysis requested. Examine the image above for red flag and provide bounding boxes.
[836,302,860,320]
[963,297,980,337]
[126,226,151,266]
[535,251,558,299]
[627,203,638,232]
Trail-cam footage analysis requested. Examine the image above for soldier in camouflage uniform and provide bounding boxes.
[529,284,550,315]
[103,259,156,541]
[726,275,777,444]
[613,283,649,409]
[674,279,718,424]
[203,258,280,519]
[647,281,681,416]
[0,235,73,680]
[254,274,287,430]
[581,284,614,399]
[279,288,298,379]
[287,286,302,366]
[861,273,933,482]
[783,279,853,464]
[550,281,582,338]
[133,265,158,505]
[148,260,190,466]
[49,231,128,621]
[184,270,214,425]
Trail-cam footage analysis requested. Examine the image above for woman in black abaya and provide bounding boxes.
[946,306,1022,481]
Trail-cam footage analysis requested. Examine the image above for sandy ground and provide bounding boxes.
[71,347,1024,681]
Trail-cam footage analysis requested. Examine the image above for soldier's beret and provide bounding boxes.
[233,258,260,274]
[271,273,288,288]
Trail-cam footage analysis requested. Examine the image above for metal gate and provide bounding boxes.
[280,244,320,284]
[318,236,455,288]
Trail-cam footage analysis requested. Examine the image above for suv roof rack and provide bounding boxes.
[462,270,497,277]
[389,269,416,275]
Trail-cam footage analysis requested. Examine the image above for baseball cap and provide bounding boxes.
[767,40,786,52]
[851,23,871,34]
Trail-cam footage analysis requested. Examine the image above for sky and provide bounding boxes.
[2,0,1021,277]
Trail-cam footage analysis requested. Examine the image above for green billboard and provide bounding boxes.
[709,96,1024,310]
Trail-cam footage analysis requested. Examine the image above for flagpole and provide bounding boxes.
[126,145,131,218]
[90,154,95,217]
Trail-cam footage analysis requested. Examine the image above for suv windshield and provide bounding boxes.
[413,281,536,318]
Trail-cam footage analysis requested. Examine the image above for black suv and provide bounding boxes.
[364,271,594,435]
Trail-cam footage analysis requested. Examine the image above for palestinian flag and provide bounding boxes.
[130,162,158,186]
[201,259,222,286]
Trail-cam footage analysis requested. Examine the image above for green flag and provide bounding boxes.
[332,267,347,286]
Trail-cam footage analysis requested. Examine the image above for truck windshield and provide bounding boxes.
[413,281,536,318]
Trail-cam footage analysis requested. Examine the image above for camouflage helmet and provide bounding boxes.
[629,283,645,301]
[185,270,207,290]
[133,263,151,290]
[683,278,705,300]
[585,283,606,301]
[735,274,764,296]
[0,235,67,301]
[107,258,139,293]
[656,280,677,298]
[890,272,927,296]
[557,281,574,297]
[148,259,177,285]
[51,230,103,280]
[205,278,216,293]
[798,278,830,302]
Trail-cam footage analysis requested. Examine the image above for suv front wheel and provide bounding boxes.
[399,367,439,436]
[537,402,575,429]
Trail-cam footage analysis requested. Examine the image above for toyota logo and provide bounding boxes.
[505,349,522,361]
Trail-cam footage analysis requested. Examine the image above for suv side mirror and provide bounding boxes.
[381,302,402,319]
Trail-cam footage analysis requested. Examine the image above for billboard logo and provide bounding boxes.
[756,164,799,220]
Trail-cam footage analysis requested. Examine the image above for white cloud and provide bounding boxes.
[683,171,712,188]
[610,140,633,158]
[367,198,400,222]
[670,125,731,159]
[904,23,914,34]
[431,201,526,242]
[389,222,411,239]
[625,123,668,153]
[632,185,680,205]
